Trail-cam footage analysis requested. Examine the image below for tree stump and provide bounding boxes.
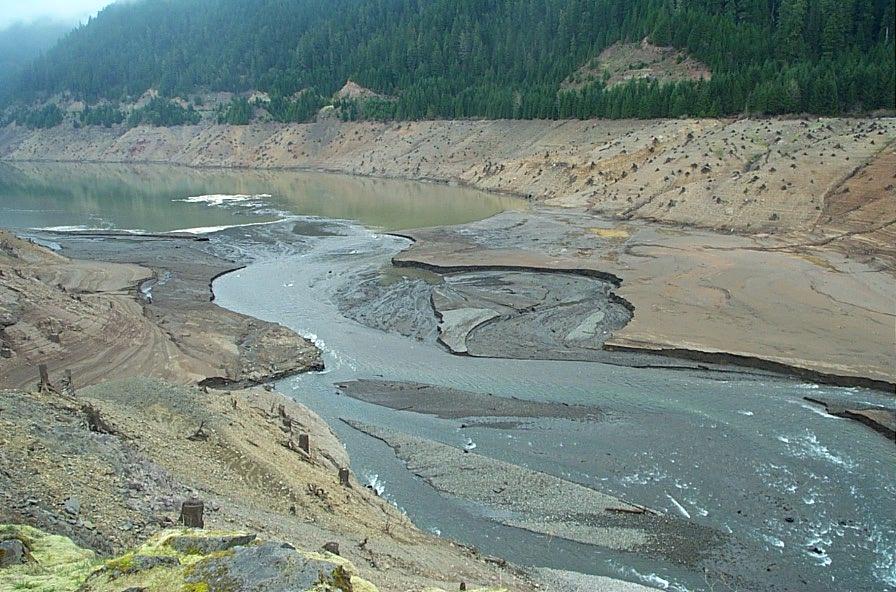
[179,498,204,528]
[82,403,115,434]
[38,364,52,393]
[187,421,209,442]
[61,369,76,397]
[322,541,340,555]
[298,434,310,454]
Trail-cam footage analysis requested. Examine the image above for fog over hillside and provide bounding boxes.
[0,20,75,93]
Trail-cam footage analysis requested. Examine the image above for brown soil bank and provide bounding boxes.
[1,117,894,237]
[0,231,321,390]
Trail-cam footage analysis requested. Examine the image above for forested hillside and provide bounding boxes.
[4,0,895,123]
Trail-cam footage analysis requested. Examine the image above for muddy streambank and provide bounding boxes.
[211,218,896,592]
[0,229,320,390]
[393,209,896,392]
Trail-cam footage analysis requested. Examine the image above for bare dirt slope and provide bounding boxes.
[811,143,896,270]
[561,40,711,91]
[2,117,894,239]
[0,379,533,591]
[0,231,320,390]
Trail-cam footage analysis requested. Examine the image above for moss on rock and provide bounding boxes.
[1,525,379,592]
[0,524,97,592]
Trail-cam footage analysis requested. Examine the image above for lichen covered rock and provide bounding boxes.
[0,524,97,592]
[0,526,379,592]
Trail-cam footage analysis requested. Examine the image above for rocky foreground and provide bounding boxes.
[0,524,506,592]
[0,379,536,591]
[0,229,534,591]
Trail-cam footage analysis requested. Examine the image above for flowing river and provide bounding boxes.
[2,162,894,592]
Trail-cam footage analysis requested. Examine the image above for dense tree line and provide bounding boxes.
[79,104,125,127]
[217,97,252,124]
[4,0,894,123]
[266,92,329,123]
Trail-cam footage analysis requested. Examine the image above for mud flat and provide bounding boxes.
[393,209,896,391]
[337,379,603,423]
[804,396,896,440]
[431,270,631,360]
[0,230,321,390]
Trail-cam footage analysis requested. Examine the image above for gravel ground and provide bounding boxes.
[344,420,720,562]
[338,379,603,422]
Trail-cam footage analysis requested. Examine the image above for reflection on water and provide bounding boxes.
[0,162,526,232]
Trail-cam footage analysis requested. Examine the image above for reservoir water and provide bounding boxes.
[2,162,894,592]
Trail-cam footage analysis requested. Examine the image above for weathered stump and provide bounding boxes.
[82,403,115,434]
[322,541,340,556]
[179,498,204,528]
[38,364,52,393]
[298,434,310,454]
[61,369,76,397]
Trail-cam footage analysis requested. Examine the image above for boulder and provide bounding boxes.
[165,532,256,554]
[186,541,358,591]
[64,497,81,516]
[0,539,25,567]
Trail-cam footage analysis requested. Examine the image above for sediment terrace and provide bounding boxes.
[393,211,895,390]
[1,117,894,388]
[0,230,321,390]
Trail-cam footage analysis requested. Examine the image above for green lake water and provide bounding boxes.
[0,162,525,232]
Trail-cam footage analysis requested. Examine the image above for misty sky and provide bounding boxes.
[0,0,113,28]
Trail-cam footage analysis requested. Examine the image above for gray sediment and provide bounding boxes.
[337,379,603,422]
[342,419,720,565]
[804,396,896,440]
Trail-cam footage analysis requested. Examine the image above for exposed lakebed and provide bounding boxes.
[212,219,896,592]
[2,163,894,592]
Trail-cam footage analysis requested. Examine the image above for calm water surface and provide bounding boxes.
[0,162,523,231]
